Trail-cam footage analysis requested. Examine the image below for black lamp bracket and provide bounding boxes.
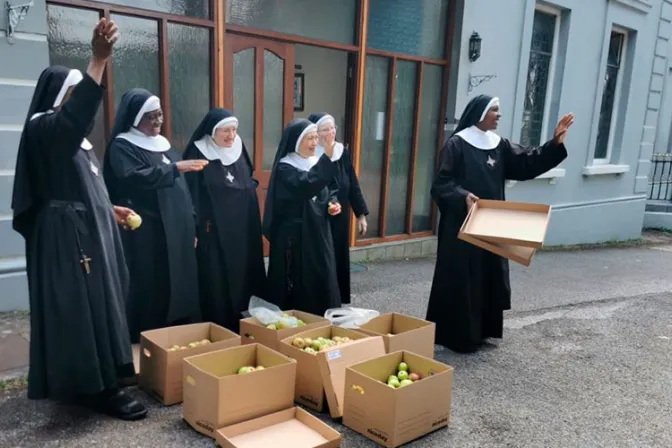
[468,73,497,95]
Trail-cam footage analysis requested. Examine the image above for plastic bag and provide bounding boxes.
[245,296,302,328]
[324,307,380,329]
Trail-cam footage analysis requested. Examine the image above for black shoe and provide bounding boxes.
[95,390,148,421]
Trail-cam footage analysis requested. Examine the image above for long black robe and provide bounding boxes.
[11,69,134,400]
[183,112,266,333]
[264,120,341,316]
[426,135,567,353]
[103,89,200,343]
[326,148,368,305]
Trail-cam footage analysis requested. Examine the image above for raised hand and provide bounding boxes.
[91,18,119,62]
[553,113,575,145]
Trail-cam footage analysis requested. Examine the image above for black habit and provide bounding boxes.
[11,67,135,400]
[183,109,266,333]
[308,113,368,305]
[426,94,568,354]
[103,89,200,343]
[263,119,341,316]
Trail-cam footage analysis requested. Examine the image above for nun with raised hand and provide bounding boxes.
[10,18,148,420]
[182,108,266,333]
[263,119,342,316]
[103,88,207,343]
[308,113,368,305]
[426,94,574,354]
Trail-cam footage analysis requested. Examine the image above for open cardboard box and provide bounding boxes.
[458,199,551,266]
[277,325,372,412]
[216,407,342,448]
[240,310,330,351]
[139,322,240,405]
[182,344,296,439]
[343,351,453,448]
[357,313,436,359]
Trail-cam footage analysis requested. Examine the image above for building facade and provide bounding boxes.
[1,0,671,310]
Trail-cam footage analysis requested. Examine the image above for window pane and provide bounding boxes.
[226,0,356,45]
[595,32,625,160]
[413,64,442,233]
[94,0,208,19]
[385,61,417,236]
[263,50,284,171]
[233,49,256,162]
[368,0,449,59]
[168,23,211,152]
[521,11,556,147]
[110,15,161,116]
[359,56,389,239]
[46,5,106,163]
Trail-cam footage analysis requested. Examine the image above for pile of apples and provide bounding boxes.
[237,365,265,374]
[167,339,211,351]
[264,313,306,330]
[385,362,422,388]
[291,336,353,354]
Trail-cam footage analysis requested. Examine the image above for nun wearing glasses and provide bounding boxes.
[308,113,368,305]
[103,88,206,343]
[183,108,266,332]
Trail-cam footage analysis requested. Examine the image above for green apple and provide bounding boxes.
[397,370,409,381]
[200,339,211,345]
[303,338,313,347]
[292,337,305,349]
[387,383,396,389]
[311,340,323,351]
[266,323,277,330]
[397,362,408,372]
[237,366,252,374]
[388,379,401,388]
[303,347,317,355]
[387,375,399,383]
[297,319,305,326]
[126,213,142,230]
[399,379,413,387]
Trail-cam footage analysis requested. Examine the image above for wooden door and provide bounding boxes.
[224,34,295,256]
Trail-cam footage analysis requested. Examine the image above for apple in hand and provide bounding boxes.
[126,213,142,230]
[328,202,341,216]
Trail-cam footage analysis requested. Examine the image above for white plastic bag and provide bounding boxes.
[245,296,301,328]
[324,307,380,329]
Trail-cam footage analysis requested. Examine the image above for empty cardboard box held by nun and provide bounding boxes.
[458,199,551,266]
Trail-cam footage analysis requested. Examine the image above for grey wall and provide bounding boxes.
[455,0,671,245]
[0,0,50,310]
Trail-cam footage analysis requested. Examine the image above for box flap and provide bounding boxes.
[460,199,550,248]
[316,336,386,419]
[458,232,536,267]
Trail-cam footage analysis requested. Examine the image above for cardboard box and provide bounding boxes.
[357,313,436,359]
[343,351,453,448]
[139,323,241,405]
[278,325,372,412]
[240,310,331,351]
[215,407,342,448]
[182,344,296,439]
[458,199,551,266]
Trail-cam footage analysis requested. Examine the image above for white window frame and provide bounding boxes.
[532,3,562,143]
[594,26,628,165]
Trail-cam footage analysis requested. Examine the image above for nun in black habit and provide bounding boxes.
[183,109,266,332]
[308,113,369,305]
[103,89,207,343]
[10,18,147,420]
[426,94,574,354]
[263,119,342,316]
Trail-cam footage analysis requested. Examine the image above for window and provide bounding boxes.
[521,6,560,147]
[594,28,628,162]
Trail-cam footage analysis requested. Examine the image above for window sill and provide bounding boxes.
[506,168,566,188]
[609,0,652,14]
[582,164,630,176]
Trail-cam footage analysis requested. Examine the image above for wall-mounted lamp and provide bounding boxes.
[5,0,34,44]
[469,31,482,62]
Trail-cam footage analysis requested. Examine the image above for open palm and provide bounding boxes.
[554,113,575,144]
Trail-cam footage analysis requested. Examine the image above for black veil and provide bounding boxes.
[451,94,496,138]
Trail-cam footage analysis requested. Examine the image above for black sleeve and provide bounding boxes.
[276,155,337,200]
[502,138,568,181]
[345,152,369,217]
[430,138,471,215]
[107,139,180,190]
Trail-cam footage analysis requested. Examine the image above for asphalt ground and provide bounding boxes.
[1,244,671,447]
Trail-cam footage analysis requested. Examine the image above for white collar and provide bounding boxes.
[455,126,501,150]
[279,152,320,172]
[116,127,171,152]
[30,110,92,151]
[194,134,242,166]
[315,142,344,161]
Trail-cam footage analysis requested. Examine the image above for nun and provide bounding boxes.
[263,119,342,316]
[308,113,368,305]
[103,88,207,343]
[10,19,147,420]
[183,109,266,332]
[426,94,574,353]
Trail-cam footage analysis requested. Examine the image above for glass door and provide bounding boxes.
[224,34,295,255]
